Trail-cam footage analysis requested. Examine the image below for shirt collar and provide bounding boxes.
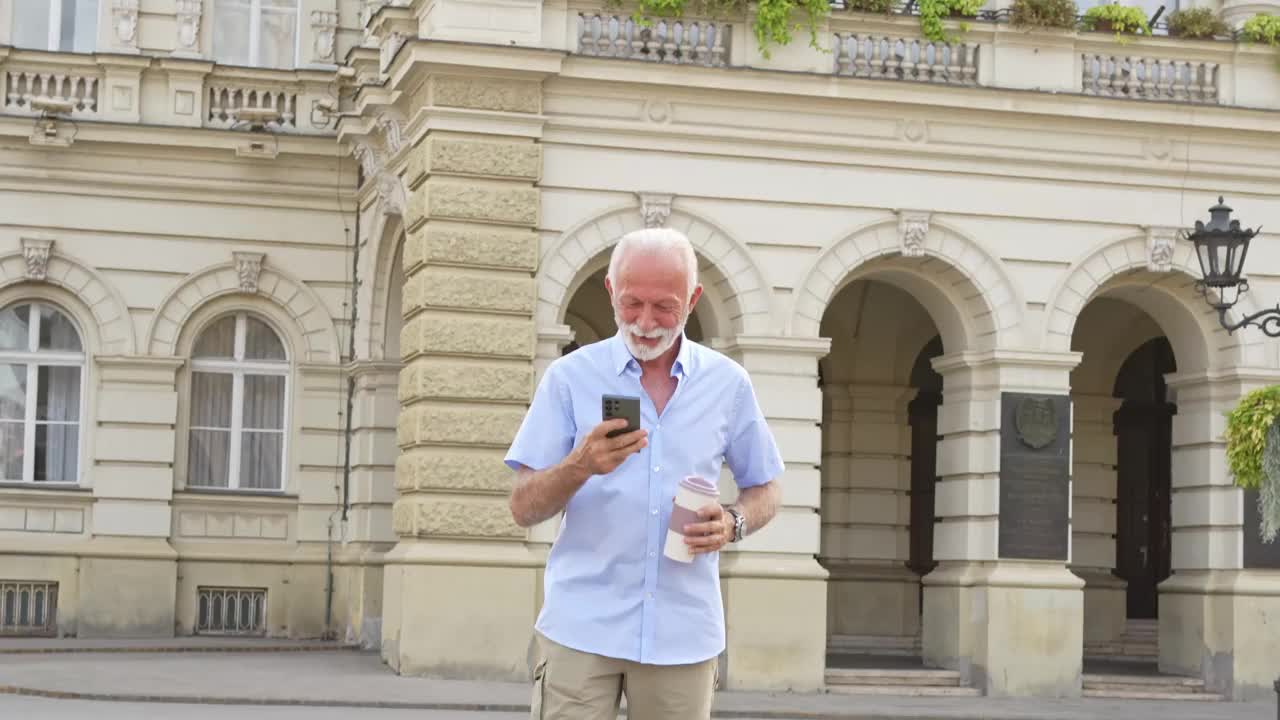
[610,331,694,379]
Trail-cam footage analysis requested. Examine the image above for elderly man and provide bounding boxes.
[504,227,784,720]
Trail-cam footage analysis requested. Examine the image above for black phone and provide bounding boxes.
[602,394,641,438]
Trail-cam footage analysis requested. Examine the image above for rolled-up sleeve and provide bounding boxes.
[505,361,576,473]
[723,374,784,489]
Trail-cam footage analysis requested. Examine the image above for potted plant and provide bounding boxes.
[1081,2,1151,36]
[1242,13,1280,45]
[1224,385,1280,544]
[1009,0,1077,30]
[1164,6,1229,39]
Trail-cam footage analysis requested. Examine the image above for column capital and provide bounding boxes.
[932,349,1082,394]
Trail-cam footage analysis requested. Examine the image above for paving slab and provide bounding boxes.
[0,649,1274,719]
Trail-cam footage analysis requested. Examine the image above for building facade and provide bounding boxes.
[1,0,1279,703]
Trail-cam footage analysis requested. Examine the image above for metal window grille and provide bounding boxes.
[0,581,58,636]
[196,587,267,635]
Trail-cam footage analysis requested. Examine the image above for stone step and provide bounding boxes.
[828,634,921,649]
[825,668,961,687]
[1083,689,1224,701]
[1083,673,1204,688]
[827,684,983,697]
[1081,673,1220,701]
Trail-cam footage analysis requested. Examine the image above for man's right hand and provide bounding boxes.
[569,419,648,477]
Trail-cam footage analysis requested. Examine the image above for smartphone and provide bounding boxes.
[602,394,641,438]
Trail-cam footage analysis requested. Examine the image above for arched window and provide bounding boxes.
[213,0,300,69]
[187,313,288,491]
[0,302,84,483]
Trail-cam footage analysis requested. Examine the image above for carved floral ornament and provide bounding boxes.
[234,252,265,294]
[638,193,673,228]
[21,238,54,281]
[897,210,931,258]
[1146,226,1179,273]
[351,137,406,218]
[311,10,339,63]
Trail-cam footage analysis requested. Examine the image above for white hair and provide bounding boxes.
[606,227,698,298]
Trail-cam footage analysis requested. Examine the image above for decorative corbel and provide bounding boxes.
[112,0,140,50]
[897,210,931,258]
[1145,226,1179,273]
[174,0,203,56]
[22,238,54,281]
[638,193,673,228]
[311,10,339,64]
[234,252,265,293]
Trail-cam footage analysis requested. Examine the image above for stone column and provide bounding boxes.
[819,381,852,636]
[1070,393,1126,649]
[826,383,920,639]
[83,356,183,637]
[923,350,1084,698]
[713,335,829,692]
[1160,370,1280,700]
[380,72,545,681]
[334,360,400,647]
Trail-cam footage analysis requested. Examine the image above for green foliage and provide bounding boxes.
[1081,2,1152,37]
[1009,0,1078,31]
[606,0,830,57]
[842,0,895,15]
[1242,14,1280,45]
[919,0,985,43]
[1165,7,1229,39]
[1224,385,1280,491]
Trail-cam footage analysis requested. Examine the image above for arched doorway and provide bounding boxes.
[560,264,708,354]
[1112,337,1175,621]
[819,278,942,662]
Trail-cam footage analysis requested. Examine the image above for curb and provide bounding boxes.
[0,684,996,719]
[0,644,362,655]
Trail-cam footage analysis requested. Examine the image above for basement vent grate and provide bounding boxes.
[196,587,267,635]
[0,580,57,636]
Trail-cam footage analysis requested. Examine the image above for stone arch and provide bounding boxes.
[0,247,135,355]
[146,260,341,363]
[537,202,771,338]
[1043,235,1265,372]
[791,218,1022,351]
[361,210,406,362]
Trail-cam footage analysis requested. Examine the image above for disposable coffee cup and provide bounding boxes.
[663,475,720,563]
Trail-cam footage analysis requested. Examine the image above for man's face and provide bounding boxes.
[606,250,701,361]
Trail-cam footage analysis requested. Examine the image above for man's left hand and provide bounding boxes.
[683,504,732,555]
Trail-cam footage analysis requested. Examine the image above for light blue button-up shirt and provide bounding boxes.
[504,332,784,666]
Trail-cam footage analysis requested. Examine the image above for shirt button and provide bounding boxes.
[651,508,658,515]
[654,466,661,472]
[649,551,655,557]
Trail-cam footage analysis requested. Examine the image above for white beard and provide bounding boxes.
[615,309,686,362]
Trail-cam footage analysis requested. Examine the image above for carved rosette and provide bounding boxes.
[21,238,54,281]
[175,0,203,54]
[1146,226,1179,273]
[638,193,673,228]
[234,252,265,294]
[311,10,339,63]
[112,0,139,48]
[897,210,931,258]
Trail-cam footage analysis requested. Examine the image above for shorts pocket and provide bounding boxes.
[529,657,548,720]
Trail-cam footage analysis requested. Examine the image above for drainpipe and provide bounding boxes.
[1273,676,1278,720]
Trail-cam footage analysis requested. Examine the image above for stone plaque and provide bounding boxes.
[998,392,1072,561]
[1243,488,1280,569]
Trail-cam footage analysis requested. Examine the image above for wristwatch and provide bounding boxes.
[724,505,746,543]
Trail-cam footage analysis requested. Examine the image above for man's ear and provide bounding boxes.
[605,275,615,301]
[688,284,703,310]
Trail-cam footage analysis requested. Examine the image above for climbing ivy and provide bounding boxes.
[604,0,831,57]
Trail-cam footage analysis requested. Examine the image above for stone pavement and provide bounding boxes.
[0,643,1275,720]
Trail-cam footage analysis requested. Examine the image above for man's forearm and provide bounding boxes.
[509,455,591,528]
[731,480,781,537]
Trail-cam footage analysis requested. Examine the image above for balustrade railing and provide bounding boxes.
[834,32,980,85]
[576,12,732,68]
[1081,53,1220,104]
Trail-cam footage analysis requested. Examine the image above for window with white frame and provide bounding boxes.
[11,0,99,54]
[213,0,300,70]
[187,313,288,491]
[0,303,84,484]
